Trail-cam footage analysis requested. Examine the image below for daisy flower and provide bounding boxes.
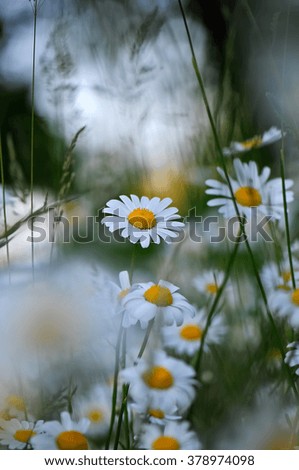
[122,280,195,328]
[269,286,299,329]
[193,270,224,298]
[162,309,226,356]
[285,342,299,375]
[132,402,181,425]
[138,421,201,450]
[261,261,299,295]
[121,350,196,413]
[101,195,184,248]
[223,127,284,156]
[0,419,44,449]
[72,384,111,438]
[31,411,90,450]
[109,270,131,315]
[205,159,293,220]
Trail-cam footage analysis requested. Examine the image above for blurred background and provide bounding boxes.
[0,0,298,271]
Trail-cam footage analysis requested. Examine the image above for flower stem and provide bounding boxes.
[0,136,11,284]
[105,322,123,450]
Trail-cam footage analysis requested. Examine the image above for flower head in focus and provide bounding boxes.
[122,280,195,328]
[206,159,293,220]
[102,195,184,248]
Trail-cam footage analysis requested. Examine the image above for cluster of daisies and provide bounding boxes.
[1,126,299,450]
[0,247,229,451]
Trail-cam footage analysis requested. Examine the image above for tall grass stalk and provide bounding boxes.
[177,0,298,397]
[280,2,296,289]
[30,0,38,280]
[0,137,11,284]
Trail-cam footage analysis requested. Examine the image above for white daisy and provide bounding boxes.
[138,421,201,450]
[131,402,181,425]
[122,280,195,328]
[223,127,285,156]
[72,384,111,438]
[121,350,196,413]
[285,342,299,375]
[206,159,293,220]
[162,309,226,357]
[0,419,44,449]
[109,270,132,316]
[260,261,299,295]
[101,195,184,248]
[31,411,90,450]
[269,287,299,329]
[193,270,224,298]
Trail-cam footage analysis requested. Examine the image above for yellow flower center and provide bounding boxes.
[282,271,291,283]
[118,288,130,299]
[152,436,180,450]
[241,135,262,150]
[149,409,165,419]
[234,186,262,207]
[6,395,26,412]
[267,348,282,361]
[143,366,174,389]
[291,289,299,306]
[88,409,104,423]
[14,429,36,443]
[128,208,156,230]
[144,285,173,307]
[180,324,203,341]
[205,283,218,294]
[277,284,291,291]
[56,431,89,450]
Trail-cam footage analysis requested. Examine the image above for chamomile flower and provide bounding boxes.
[122,280,195,328]
[0,419,44,449]
[138,421,201,450]
[269,287,299,329]
[102,195,184,248]
[205,159,293,220]
[109,270,131,315]
[72,384,111,438]
[31,411,90,450]
[121,350,196,413]
[132,402,181,425]
[162,310,226,356]
[261,261,298,294]
[193,270,224,298]
[285,342,299,375]
[223,127,284,156]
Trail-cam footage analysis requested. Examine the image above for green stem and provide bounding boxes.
[0,136,11,284]
[113,383,130,450]
[105,323,123,450]
[193,236,240,374]
[279,3,295,289]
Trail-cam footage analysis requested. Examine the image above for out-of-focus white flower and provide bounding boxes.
[0,418,44,449]
[193,270,224,298]
[269,286,299,329]
[102,195,184,248]
[121,350,196,413]
[223,127,285,156]
[285,342,299,375]
[122,280,195,328]
[206,159,293,220]
[138,421,201,449]
[73,384,111,438]
[162,309,226,356]
[31,411,90,450]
